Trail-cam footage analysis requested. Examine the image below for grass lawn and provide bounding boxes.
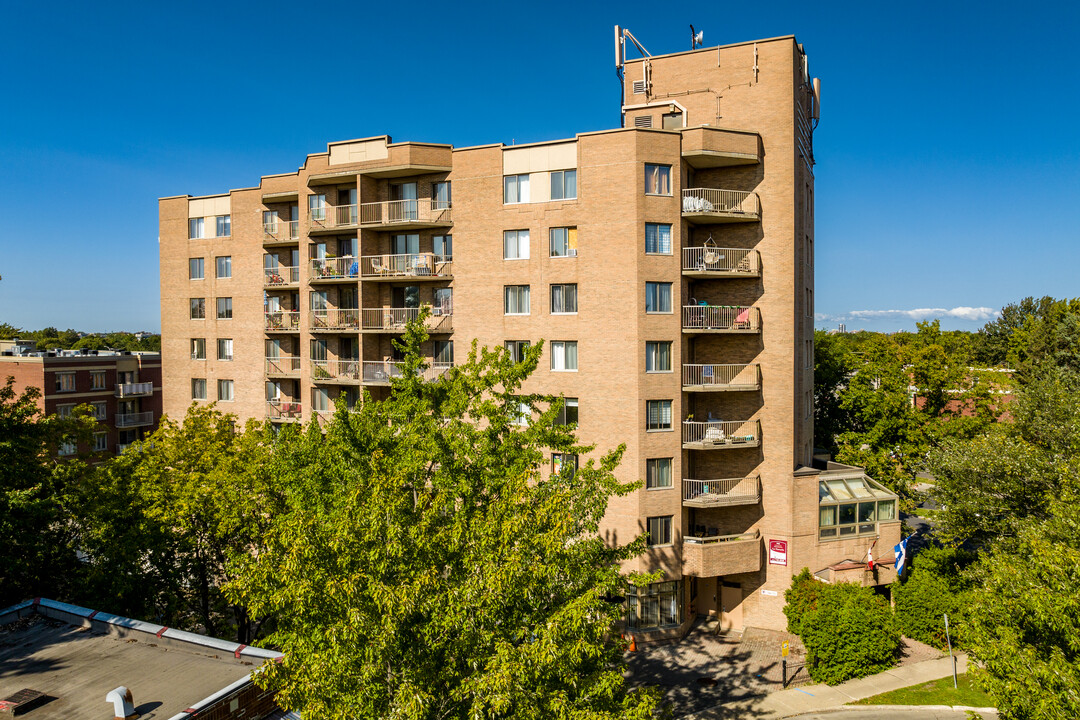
[852,673,994,707]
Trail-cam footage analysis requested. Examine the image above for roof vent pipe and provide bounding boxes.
[105,686,138,719]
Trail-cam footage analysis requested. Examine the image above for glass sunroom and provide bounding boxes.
[818,474,898,540]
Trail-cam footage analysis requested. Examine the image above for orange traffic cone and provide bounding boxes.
[627,634,637,652]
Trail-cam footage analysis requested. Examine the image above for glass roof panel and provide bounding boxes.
[819,474,898,504]
[825,479,853,500]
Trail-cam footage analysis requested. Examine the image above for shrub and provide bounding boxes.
[893,545,976,650]
[783,568,824,635]
[802,582,902,685]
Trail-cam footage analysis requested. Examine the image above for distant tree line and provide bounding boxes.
[0,322,160,352]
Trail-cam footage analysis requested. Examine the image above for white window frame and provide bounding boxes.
[216,297,233,319]
[550,169,577,200]
[90,371,106,390]
[192,378,207,400]
[503,230,530,260]
[645,282,673,314]
[217,338,233,361]
[646,458,673,489]
[503,174,530,204]
[190,298,206,319]
[549,227,578,258]
[645,223,673,255]
[504,285,530,315]
[191,338,206,360]
[189,257,204,280]
[55,373,76,392]
[93,432,108,452]
[216,256,232,279]
[217,379,234,402]
[645,341,672,373]
[216,215,231,237]
[550,341,578,372]
[188,217,205,239]
[646,400,673,432]
[550,284,578,314]
[647,515,673,547]
[644,164,672,196]
[554,397,579,426]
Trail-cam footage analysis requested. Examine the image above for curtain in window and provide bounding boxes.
[551,284,577,313]
[645,223,672,254]
[647,400,672,429]
[505,286,529,314]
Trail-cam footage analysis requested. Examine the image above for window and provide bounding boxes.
[626,580,682,630]
[216,215,231,237]
[550,170,577,200]
[646,400,672,431]
[191,338,206,360]
[190,298,205,319]
[646,458,673,489]
[647,516,673,546]
[91,402,107,421]
[550,341,578,371]
[59,439,77,457]
[433,234,452,258]
[510,397,530,426]
[645,164,672,195]
[216,256,232,279]
[57,404,74,418]
[434,340,454,365]
[818,475,899,540]
[549,227,578,257]
[312,387,330,413]
[503,174,530,204]
[552,453,578,477]
[645,282,672,313]
[308,194,326,221]
[93,432,108,452]
[192,378,207,400]
[90,371,106,390]
[645,223,672,254]
[55,373,75,392]
[217,338,233,361]
[217,379,234,402]
[391,233,419,255]
[505,340,530,362]
[550,284,578,314]
[555,397,579,426]
[216,297,232,319]
[645,341,672,373]
[504,285,530,315]
[189,257,204,280]
[503,230,530,260]
[188,217,204,239]
[432,181,451,208]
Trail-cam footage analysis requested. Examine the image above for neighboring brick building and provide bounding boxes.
[0,340,162,457]
[158,33,901,636]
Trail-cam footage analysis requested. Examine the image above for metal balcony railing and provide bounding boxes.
[682,419,760,448]
[683,528,760,545]
[359,199,452,226]
[309,204,358,230]
[310,308,361,331]
[361,360,454,384]
[311,359,362,382]
[682,247,760,275]
[310,257,359,280]
[264,266,300,287]
[682,305,760,332]
[265,311,300,331]
[265,356,301,375]
[115,382,153,398]
[681,188,760,217]
[116,411,154,428]
[361,308,453,333]
[263,220,300,241]
[267,400,302,421]
[361,253,452,279]
[682,364,761,390]
[682,476,761,507]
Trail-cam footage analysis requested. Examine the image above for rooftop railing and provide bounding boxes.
[361,253,452,279]
[682,305,760,332]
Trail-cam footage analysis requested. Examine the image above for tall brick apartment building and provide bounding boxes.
[158,34,900,635]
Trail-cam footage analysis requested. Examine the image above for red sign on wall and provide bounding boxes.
[769,539,788,566]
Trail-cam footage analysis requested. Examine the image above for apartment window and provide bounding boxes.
[504,285,530,315]
[59,440,77,457]
[646,400,673,431]
[647,516,673,546]
[552,453,578,477]
[505,340,530,363]
[550,284,578,314]
[555,397,579,426]
[216,379,234,402]
[93,432,108,453]
[90,371,106,390]
[217,338,233,361]
[91,401,107,421]
[806,288,813,317]
[188,217,204,239]
[434,234,453,258]
[434,340,454,365]
[189,257,204,280]
[192,378,207,400]
[550,170,577,200]
[626,580,682,630]
[216,297,233,319]
[549,227,578,257]
[312,387,330,413]
[190,298,205,319]
[191,338,206,360]
[645,341,672,373]
[263,210,278,232]
[308,194,326,221]
[509,397,530,426]
[432,181,451,208]
[503,174,530,204]
[550,341,578,371]
[646,458,673,489]
[216,215,231,237]
[645,223,672,255]
[645,282,672,313]
[645,164,672,195]
[57,404,74,418]
[216,256,232,279]
[503,230,530,260]
[55,373,75,392]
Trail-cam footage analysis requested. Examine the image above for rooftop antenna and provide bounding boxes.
[690,25,704,50]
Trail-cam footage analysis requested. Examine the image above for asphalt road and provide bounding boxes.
[790,710,995,719]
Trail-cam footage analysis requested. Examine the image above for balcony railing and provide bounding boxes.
[682,529,761,577]
[682,419,760,449]
[361,360,454,385]
[116,411,154,428]
[359,199,452,227]
[361,253,452,279]
[682,364,761,391]
[115,382,153,398]
[682,305,760,332]
[681,188,760,221]
[311,359,362,382]
[683,476,761,508]
[682,247,760,276]
[265,356,301,375]
[116,443,131,455]
[267,400,302,421]
[264,266,300,287]
[310,257,360,281]
[263,220,300,241]
[361,308,453,333]
[265,311,300,331]
[310,308,361,331]
[309,204,358,231]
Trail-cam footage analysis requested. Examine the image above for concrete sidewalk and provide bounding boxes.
[684,653,995,719]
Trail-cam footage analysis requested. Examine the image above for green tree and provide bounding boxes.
[783,568,825,636]
[813,330,852,455]
[0,323,19,339]
[227,319,659,720]
[801,581,901,685]
[892,546,976,650]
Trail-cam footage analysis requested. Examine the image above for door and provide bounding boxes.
[697,576,717,617]
[391,182,418,220]
[720,581,744,632]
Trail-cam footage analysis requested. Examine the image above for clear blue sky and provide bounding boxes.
[1,0,1077,333]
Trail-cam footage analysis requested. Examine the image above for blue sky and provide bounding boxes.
[1,0,1077,333]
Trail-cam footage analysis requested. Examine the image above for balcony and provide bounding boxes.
[310,309,361,332]
[265,311,300,332]
[264,266,300,288]
[116,411,154,428]
[682,364,761,392]
[361,308,453,334]
[115,382,153,398]
[361,253,452,281]
[683,529,761,577]
[359,199,452,230]
[311,359,362,383]
[682,476,761,508]
[361,360,454,386]
[267,400,302,422]
[682,306,760,333]
[265,356,301,376]
[682,419,760,450]
[680,127,761,169]
[682,189,760,224]
[263,220,300,245]
[116,443,131,455]
[682,247,760,278]
[310,257,360,283]
[308,204,358,235]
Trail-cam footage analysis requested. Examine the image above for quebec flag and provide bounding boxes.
[894,536,910,576]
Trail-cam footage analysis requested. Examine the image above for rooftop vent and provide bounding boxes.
[632,80,646,94]
[105,686,137,719]
[634,115,653,128]
[0,688,49,716]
